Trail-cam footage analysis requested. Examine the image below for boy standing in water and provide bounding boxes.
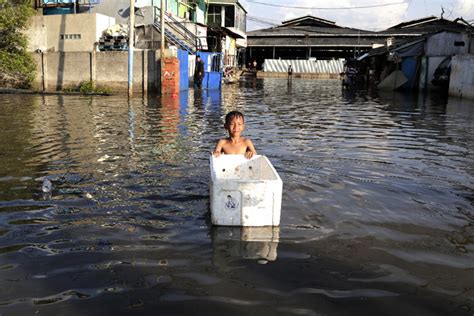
[213,111,257,159]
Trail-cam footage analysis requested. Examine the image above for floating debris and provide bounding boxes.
[42,179,52,193]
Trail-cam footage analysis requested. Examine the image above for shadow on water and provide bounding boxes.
[0,80,473,315]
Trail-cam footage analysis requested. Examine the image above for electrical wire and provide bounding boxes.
[247,14,376,36]
[244,0,409,10]
[247,15,279,27]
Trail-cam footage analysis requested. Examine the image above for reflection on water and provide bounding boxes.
[0,80,473,315]
[212,226,279,262]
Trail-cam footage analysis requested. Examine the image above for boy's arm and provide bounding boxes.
[213,139,225,157]
[244,139,257,159]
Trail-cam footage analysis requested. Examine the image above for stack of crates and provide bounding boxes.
[98,35,128,51]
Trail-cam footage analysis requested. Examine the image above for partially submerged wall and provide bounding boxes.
[32,50,161,93]
[449,54,474,100]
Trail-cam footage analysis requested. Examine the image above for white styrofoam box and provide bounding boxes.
[210,154,282,226]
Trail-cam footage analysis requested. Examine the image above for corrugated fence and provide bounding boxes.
[263,59,344,74]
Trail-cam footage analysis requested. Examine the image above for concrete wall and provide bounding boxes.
[449,54,474,100]
[28,13,115,52]
[32,50,161,93]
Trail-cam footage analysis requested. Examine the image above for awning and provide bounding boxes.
[394,39,424,57]
[377,70,408,90]
[208,26,246,39]
[356,53,369,61]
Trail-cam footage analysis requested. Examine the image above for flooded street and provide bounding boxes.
[0,79,473,315]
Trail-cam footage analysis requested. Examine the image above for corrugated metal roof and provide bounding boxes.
[263,59,344,74]
[248,16,469,39]
[248,37,383,47]
[281,15,338,27]
[248,25,376,37]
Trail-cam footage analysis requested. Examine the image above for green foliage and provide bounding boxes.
[0,0,36,88]
[65,80,112,95]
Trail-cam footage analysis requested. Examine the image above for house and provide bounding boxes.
[207,0,247,67]
[31,0,208,53]
[357,17,472,92]
[28,0,238,91]
[34,0,203,23]
[383,16,471,37]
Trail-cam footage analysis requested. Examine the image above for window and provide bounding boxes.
[60,33,82,40]
[235,6,246,32]
[224,5,234,28]
[208,5,221,27]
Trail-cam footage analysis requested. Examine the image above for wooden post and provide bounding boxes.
[90,51,96,88]
[41,52,46,91]
[160,0,165,94]
[143,50,148,93]
[128,0,135,98]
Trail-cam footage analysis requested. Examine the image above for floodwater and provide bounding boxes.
[0,79,473,315]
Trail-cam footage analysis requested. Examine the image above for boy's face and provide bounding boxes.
[225,116,245,137]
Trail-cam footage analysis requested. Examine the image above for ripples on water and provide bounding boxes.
[0,80,473,315]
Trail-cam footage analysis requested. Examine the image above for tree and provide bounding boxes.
[0,0,36,88]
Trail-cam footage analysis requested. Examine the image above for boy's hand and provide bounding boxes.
[245,150,255,159]
[213,151,221,157]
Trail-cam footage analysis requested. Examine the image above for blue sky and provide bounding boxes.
[240,0,474,31]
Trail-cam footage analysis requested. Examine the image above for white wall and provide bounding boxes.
[425,31,469,57]
[28,13,115,52]
[449,54,474,100]
[95,13,116,42]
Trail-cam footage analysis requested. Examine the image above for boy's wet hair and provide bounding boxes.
[225,111,244,126]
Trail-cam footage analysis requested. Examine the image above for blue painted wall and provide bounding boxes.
[401,57,418,89]
[178,49,189,91]
[199,52,222,90]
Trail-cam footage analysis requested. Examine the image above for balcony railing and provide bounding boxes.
[154,6,202,53]
[35,0,100,8]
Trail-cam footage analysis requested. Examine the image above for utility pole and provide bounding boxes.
[128,0,135,98]
[160,0,165,94]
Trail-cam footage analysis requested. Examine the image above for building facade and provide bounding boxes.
[207,0,247,67]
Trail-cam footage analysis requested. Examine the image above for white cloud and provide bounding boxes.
[453,0,474,19]
[244,0,414,31]
[243,0,473,31]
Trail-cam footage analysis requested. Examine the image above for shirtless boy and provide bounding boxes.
[213,111,257,159]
